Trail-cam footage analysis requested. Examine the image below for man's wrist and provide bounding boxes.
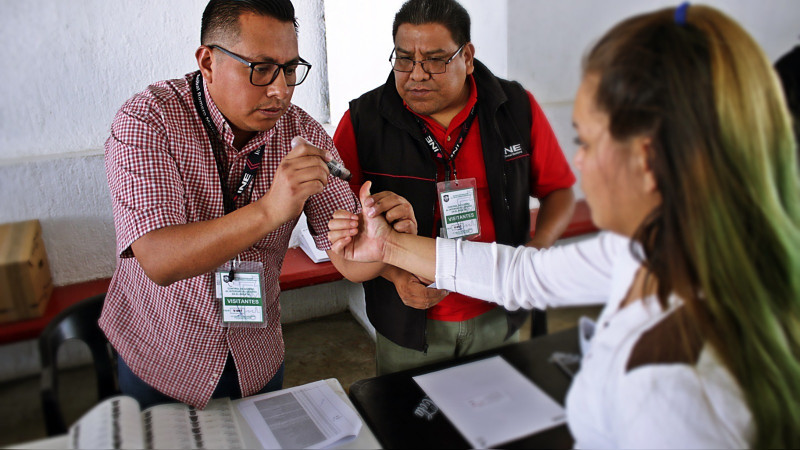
[253,194,285,235]
[527,235,552,249]
[379,264,399,282]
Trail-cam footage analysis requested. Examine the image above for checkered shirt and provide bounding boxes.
[100,71,358,409]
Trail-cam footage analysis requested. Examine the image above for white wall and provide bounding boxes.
[508,0,800,199]
[0,0,329,163]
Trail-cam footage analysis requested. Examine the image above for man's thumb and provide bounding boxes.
[291,136,309,148]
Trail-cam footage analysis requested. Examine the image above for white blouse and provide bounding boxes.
[435,232,754,448]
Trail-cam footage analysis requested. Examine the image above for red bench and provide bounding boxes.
[0,200,596,345]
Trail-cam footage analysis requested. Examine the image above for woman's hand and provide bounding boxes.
[328,181,394,263]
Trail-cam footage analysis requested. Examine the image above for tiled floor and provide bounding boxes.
[0,306,601,447]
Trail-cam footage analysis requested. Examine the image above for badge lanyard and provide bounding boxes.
[191,73,267,327]
[414,105,483,240]
[191,73,264,281]
[415,104,477,181]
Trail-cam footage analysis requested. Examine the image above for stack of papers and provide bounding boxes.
[67,396,244,449]
[295,214,330,263]
[413,356,566,448]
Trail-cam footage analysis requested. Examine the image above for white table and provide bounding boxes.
[9,378,381,449]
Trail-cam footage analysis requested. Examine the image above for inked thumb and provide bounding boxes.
[359,181,372,207]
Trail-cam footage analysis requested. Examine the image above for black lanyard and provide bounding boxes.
[190,72,264,214]
[415,104,477,181]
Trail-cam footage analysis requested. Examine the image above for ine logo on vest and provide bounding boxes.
[503,143,524,158]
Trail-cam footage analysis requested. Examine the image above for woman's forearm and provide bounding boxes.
[383,232,437,282]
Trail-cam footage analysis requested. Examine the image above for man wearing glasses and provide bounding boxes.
[101,0,361,409]
[334,0,577,375]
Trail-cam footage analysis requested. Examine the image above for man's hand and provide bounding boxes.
[384,266,448,310]
[363,191,418,235]
[527,188,575,249]
[258,136,331,228]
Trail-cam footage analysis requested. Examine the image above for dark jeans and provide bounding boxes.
[118,353,284,409]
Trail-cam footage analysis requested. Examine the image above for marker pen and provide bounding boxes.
[291,135,352,181]
[326,159,352,181]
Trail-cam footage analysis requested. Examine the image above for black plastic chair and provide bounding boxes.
[38,293,118,436]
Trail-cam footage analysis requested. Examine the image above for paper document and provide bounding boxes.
[67,396,244,449]
[413,355,566,448]
[296,213,330,263]
[237,380,362,449]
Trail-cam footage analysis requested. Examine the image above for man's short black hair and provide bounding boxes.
[392,0,471,46]
[201,0,298,46]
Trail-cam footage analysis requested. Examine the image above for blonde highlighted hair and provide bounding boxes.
[584,4,800,448]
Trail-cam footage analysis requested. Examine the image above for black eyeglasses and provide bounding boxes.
[389,44,465,74]
[208,45,312,87]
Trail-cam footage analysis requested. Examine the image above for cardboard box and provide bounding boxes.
[0,220,53,323]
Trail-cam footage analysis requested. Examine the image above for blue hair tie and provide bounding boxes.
[675,2,690,25]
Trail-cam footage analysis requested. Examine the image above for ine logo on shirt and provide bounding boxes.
[503,143,524,159]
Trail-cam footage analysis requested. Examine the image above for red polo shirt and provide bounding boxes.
[335,75,575,321]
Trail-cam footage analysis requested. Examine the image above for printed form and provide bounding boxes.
[413,356,566,448]
[237,380,362,449]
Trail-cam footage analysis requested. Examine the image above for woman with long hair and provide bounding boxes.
[328,3,800,448]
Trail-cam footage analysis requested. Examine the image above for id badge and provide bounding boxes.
[437,178,481,240]
[214,260,268,327]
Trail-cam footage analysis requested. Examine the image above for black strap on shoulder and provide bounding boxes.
[190,72,264,214]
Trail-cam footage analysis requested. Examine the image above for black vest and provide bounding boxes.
[349,60,533,351]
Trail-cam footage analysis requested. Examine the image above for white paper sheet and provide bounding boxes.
[297,213,330,263]
[237,380,362,449]
[413,356,566,448]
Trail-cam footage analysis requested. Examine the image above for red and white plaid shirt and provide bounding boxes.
[100,71,358,408]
